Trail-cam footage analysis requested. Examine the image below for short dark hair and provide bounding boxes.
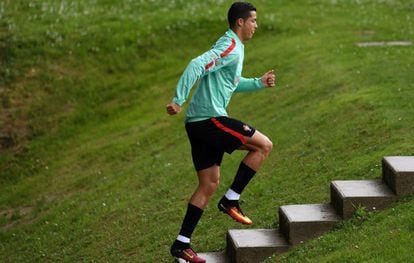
[227,2,256,29]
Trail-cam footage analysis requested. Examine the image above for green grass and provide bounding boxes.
[1,0,414,262]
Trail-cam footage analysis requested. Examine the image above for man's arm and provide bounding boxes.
[171,57,204,107]
[235,70,276,93]
[235,77,265,93]
[166,36,239,115]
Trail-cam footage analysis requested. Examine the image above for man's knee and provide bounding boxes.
[243,131,273,156]
[198,175,219,196]
[262,137,273,156]
[205,179,219,196]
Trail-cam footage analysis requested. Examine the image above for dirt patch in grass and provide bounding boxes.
[0,194,58,230]
[1,206,35,230]
[0,68,37,154]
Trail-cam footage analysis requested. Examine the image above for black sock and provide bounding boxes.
[171,240,190,251]
[219,195,238,206]
[229,162,256,194]
[172,203,203,250]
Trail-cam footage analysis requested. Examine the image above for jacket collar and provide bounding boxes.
[227,29,244,47]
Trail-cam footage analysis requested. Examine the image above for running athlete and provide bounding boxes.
[166,2,276,262]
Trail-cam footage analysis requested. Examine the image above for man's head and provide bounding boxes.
[227,2,258,42]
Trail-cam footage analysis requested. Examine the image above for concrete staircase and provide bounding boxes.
[179,156,414,263]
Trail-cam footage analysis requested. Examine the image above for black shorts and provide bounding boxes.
[185,117,256,171]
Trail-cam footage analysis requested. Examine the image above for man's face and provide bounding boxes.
[241,11,258,41]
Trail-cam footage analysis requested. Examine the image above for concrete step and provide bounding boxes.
[177,251,228,263]
[382,156,414,196]
[330,179,397,219]
[181,156,414,262]
[227,229,289,263]
[279,203,341,245]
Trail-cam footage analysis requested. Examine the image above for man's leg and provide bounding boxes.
[171,165,220,262]
[225,130,272,198]
[240,130,273,171]
[190,165,220,209]
[219,130,272,224]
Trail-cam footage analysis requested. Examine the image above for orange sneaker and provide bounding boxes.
[218,197,253,225]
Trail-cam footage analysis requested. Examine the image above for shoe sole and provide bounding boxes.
[174,257,206,263]
[172,251,206,263]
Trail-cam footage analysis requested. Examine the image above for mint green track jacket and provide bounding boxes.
[172,29,264,123]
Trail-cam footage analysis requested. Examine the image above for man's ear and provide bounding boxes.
[236,18,244,28]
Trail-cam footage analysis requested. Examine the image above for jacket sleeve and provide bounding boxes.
[235,77,265,93]
[172,38,238,106]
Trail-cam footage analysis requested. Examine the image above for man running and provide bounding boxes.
[166,2,276,262]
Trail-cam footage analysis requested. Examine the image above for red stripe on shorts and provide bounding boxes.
[211,118,246,144]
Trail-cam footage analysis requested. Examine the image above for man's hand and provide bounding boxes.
[261,69,276,88]
[166,102,181,115]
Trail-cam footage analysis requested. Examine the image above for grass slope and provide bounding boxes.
[1,0,413,262]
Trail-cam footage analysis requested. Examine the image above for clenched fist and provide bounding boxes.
[166,102,181,115]
[261,69,276,88]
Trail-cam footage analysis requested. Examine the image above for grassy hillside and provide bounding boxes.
[1,0,413,262]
